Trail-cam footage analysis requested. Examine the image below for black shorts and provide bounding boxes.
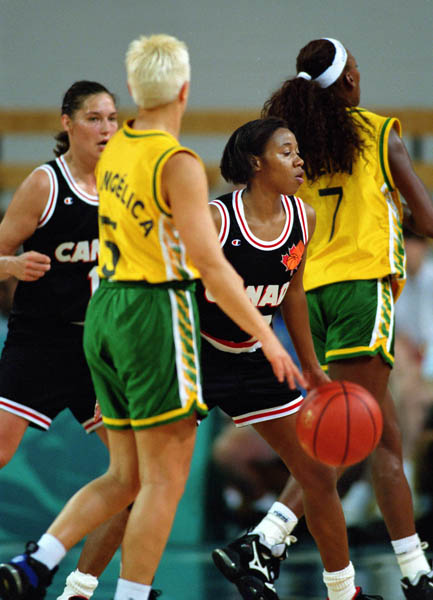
[0,319,101,432]
[201,339,303,427]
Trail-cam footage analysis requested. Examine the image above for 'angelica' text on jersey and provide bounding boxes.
[99,170,154,237]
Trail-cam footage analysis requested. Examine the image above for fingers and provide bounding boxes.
[261,334,306,389]
[272,354,306,389]
[17,251,51,280]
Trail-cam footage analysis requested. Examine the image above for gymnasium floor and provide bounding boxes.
[2,535,427,599]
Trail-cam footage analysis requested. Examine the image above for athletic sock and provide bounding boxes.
[31,533,66,570]
[252,501,298,555]
[57,569,99,599]
[323,562,356,600]
[392,533,431,581]
[114,578,151,600]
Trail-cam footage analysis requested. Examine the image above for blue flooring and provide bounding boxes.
[0,539,419,599]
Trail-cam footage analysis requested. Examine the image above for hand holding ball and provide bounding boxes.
[296,381,383,467]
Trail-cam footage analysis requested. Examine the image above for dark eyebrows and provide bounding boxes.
[85,110,118,117]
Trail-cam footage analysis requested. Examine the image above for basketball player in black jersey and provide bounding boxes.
[205,118,381,600]
[0,81,128,599]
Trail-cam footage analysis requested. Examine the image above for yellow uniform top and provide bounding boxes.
[301,109,405,300]
[96,120,201,284]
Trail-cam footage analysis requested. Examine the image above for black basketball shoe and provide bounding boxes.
[212,533,290,600]
[0,541,57,600]
[401,562,433,599]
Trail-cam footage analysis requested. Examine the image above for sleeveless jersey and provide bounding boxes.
[196,189,309,352]
[96,121,201,283]
[11,155,99,324]
[300,109,405,300]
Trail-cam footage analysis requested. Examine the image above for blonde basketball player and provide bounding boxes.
[0,34,302,600]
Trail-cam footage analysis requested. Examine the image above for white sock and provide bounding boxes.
[252,501,298,549]
[31,534,66,570]
[392,534,431,581]
[114,578,151,600]
[57,569,99,600]
[323,562,356,600]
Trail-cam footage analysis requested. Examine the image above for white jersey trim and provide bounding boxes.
[0,396,52,430]
[201,331,261,354]
[36,165,58,228]
[232,189,294,250]
[57,155,99,205]
[210,199,230,246]
[233,394,304,427]
[82,414,104,433]
[292,195,309,244]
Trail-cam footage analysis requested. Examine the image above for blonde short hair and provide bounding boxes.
[126,34,190,109]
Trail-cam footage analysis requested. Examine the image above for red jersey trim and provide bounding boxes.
[233,395,303,427]
[57,156,99,205]
[0,397,51,429]
[210,199,230,246]
[233,189,293,250]
[201,330,261,354]
[82,414,104,433]
[292,195,309,244]
[37,165,58,228]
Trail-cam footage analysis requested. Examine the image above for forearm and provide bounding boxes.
[281,291,319,370]
[0,255,17,280]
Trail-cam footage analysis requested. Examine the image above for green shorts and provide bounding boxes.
[306,278,395,369]
[83,279,207,430]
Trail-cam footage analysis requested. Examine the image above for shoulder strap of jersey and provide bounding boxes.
[209,198,230,246]
[34,162,59,228]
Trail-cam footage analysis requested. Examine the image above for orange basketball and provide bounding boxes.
[296,380,383,467]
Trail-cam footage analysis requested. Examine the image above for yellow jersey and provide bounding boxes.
[301,109,405,300]
[96,120,201,284]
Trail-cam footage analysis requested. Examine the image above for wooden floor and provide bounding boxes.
[2,536,427,600]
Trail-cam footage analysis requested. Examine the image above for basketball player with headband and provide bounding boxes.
[213,37,433,600]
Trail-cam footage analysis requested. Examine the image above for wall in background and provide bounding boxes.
[2,0,432,109]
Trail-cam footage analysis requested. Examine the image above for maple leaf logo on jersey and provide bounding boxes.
[281,240,305,271]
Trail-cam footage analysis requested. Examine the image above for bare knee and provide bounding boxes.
[104,467,141,506]
[0,450,13,470]
[371,442,405,486]
[291,460,338,496]
[0,412,28,469]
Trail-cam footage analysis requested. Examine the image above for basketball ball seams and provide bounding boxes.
[340,381,351,465]
[353,392,381,452]
[312,392,340,460]
[296,380,383,467]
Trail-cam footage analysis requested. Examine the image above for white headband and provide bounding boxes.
[296,71,312,81]
[296,38,348,88]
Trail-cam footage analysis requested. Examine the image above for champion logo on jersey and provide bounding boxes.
[64,197,74,205]
[231,238,241,246]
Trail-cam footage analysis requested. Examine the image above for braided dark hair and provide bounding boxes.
[220,117,288,185]
[262,39,371,181]
[54,81,116,157]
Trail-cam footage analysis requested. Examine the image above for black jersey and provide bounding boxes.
[196,189,309,352]
[10,155,99,326]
